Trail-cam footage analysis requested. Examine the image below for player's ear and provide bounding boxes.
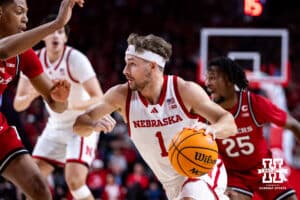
[223,74,234,87]
[64,33,68,43]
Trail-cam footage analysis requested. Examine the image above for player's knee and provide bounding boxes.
[65,174,86,190]
[70,185,92,199]
[28,173,52,200]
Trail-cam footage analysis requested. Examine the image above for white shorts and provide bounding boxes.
[32,124,99,167]
[165,159,229,200]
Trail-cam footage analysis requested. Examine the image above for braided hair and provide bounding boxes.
[208,57,249,90]
[0,0,13,6]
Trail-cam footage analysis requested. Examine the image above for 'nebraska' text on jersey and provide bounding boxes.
[126,75,201,184]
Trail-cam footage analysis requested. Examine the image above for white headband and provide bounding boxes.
[125,45,166,68]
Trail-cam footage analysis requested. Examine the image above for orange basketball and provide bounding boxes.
[168,128,218,178]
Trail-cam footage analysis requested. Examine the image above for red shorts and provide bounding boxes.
[0,113,28,174]
[227,161,296,199]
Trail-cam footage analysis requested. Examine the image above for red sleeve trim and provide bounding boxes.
[173,76,199,119]
[79,137,84,160]
[126,85,132,137]
[66,48,79,83]
[247,91,264,127]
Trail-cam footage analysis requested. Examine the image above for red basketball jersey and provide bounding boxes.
[0,49,43,94]
[0,49,43,135]
[216,90,287,171]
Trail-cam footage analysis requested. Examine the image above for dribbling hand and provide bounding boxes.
[191,122,216,140]
[55,0,85,28]
[93,115,116,133]
[50,80,71,102]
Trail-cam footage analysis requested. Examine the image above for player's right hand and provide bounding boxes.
[55,0,85,28]
[50,79,71,102]
[191,122,216,139]
[93,115,116,133]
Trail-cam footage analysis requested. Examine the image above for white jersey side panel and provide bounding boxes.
[38,46,96,129]
[127,75,200,184]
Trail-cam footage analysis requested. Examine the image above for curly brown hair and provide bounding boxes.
[127,33,172,62]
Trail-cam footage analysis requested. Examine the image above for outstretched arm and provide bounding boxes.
[177,77,237,139]
[73,84,127,137]
[69,77,103,110]
[285,114,300,141]
[29,74,70,113]
[0,0,84,59]
[13,75,40,112]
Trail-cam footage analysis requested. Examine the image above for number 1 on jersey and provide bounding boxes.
[155,131,168,157]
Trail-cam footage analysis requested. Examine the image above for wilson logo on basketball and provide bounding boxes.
[194,152,217,165]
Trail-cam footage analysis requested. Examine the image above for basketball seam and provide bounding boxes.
[170,130,206,163]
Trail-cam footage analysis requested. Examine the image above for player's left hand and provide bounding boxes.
[93,115,116,133]
[50,79,71,102]
[55,0,85,29]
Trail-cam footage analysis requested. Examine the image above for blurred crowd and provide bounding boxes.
[1,0,300,199]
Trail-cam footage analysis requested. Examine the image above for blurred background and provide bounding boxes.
[1,0,300,199]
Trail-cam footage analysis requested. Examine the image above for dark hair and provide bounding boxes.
[41,14,70,36]
[208,57,249,90]
[0,0,13,5]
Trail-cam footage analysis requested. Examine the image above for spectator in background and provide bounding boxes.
[102,173,126,200]
[126,162,149,200]
[145,181,165,200]
[87,159,108,198]
[108,148,127,185]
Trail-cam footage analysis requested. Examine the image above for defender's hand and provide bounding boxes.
[55,0,85,28]
[50,80,70,102]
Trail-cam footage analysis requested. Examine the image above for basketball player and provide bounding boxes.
[205,57,300,200]
[73,33,237,200]
[13,15,116,200]
[0,0,84,199]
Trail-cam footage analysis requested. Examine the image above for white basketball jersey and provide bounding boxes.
[37,46,96,129]
[126,75,201,184]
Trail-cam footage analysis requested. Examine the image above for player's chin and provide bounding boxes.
[128,82,137,91]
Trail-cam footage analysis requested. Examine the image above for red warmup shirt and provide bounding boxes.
[216,90,287,171]
[0,49,43,94]
[0,49,43,132]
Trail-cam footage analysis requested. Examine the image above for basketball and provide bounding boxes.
[168,128,218,178]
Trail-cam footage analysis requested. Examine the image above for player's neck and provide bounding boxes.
[220,89,238,110]
[0,31,11,39]
[47,49,63,64]
[139,76,164,105]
